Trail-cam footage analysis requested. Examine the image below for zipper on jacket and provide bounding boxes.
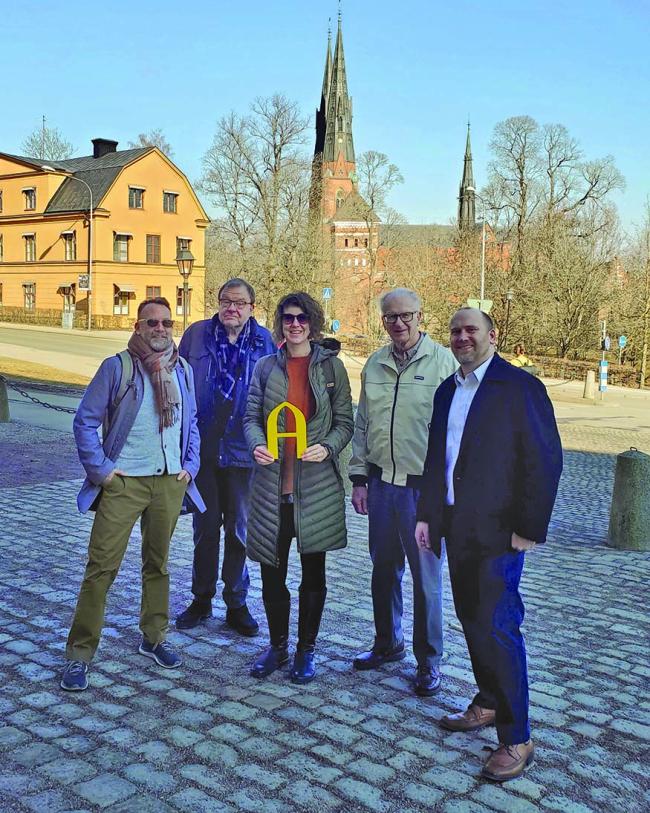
[388,370,403,484]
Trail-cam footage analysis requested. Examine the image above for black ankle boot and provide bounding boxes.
[250,600,290,679]
[290,589,327,685]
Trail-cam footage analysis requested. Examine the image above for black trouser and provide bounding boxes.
[261,503,326,601]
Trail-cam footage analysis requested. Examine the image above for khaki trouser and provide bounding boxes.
[66,474,187,663]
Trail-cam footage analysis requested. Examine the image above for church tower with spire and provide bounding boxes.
[458,122,476,231]
[312,13,358,221]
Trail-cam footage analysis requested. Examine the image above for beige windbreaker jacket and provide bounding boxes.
[349,333,457,487]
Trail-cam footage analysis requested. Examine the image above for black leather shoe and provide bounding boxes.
[226,605,259,637]
[353,642,406,671]
[414,666,442,696]
[290,651,316,684]
[176,599,212,630]
[250,645,289,678]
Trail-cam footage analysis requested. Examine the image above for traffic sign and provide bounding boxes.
[322,287,333,300]
[331,319,340,333]
[78,273,90,291]
[604,335,611,352]
[618,335,627,348]
[467,298,493,313]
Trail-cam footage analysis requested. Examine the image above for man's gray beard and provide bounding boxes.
[149,337,172,351]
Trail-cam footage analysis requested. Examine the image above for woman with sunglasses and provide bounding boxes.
[243,291,354,683]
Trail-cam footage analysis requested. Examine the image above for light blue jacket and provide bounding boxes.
[73,354,205,514]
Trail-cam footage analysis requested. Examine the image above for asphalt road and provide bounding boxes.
[0,325,128,362]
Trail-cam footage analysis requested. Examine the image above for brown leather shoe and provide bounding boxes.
[440,703,496,732]
[481,740,534,782]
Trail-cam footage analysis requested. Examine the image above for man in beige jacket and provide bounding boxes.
[350,288,456,696]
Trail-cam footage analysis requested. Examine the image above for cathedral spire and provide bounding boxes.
[459,121,476,230]
[314,24,333,156]
[322,13,355,164]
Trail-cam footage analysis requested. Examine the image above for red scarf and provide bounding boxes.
[127,333,181,430]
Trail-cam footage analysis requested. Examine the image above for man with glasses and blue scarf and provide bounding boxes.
[176,278,275,634]
[350,288,456,696]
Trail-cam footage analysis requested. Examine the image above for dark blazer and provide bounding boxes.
[416,353,563,555]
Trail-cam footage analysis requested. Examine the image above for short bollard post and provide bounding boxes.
[0,377,9,422]
[607,448,650,551]
[583,370,596,400]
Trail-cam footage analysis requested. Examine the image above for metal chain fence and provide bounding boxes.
[0,374,78,414]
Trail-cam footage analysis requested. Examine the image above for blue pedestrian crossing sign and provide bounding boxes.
[322,287,333,300]
[618,335,627,348]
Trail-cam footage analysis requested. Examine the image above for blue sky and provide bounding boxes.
[2,0,648,230]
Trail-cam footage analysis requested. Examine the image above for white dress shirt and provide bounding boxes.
[445,355,493,505]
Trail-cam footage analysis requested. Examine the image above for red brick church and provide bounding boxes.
[309,16,503,333]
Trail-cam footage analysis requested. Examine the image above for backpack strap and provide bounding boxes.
[113,350,135,410]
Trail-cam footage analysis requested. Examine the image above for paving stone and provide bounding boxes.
[472,785,540,812]
[170,788,234,812]
[403,782,445,806]
[336,776,390,812]
[22,790,71,812]
[277,752,342,784]
[39,756,97,785]
[76,773,137,807]
[193,740,239,767]
[0,726,30,746]
[232,762,287,791]
[280,779,343,810]
[122,763,177,792]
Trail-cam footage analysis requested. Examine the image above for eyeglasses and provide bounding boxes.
[282,313,310,325]
[139,318,174,328]
[382,311,418,324]
[219,298,251,310]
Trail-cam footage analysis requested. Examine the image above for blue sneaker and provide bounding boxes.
[138,638,182,669]
[60,660,89,691]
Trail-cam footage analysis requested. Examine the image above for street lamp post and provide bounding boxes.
[176,249,194,332]
[42,166,93,330]
[504,289,514,351]
[466,187,488,307]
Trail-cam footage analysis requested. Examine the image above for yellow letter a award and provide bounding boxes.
[267,402,307,459]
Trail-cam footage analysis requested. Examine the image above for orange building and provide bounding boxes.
[0,138,209,328]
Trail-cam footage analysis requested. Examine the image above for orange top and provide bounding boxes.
[281,355,315,496]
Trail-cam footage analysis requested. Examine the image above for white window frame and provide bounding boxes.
[23,282,36,310]
[128,186,145,209]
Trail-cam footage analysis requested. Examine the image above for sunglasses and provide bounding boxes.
[282,313,310,325]
[139,318,174,328]
[219,298,251,310]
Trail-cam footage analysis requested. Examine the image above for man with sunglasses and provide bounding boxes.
[176,278,275,634]
[61,297,204,691]
[350,288,456,696]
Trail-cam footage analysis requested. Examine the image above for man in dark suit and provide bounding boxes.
[415,307,562,782]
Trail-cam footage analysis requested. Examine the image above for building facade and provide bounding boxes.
[0,138,209,328]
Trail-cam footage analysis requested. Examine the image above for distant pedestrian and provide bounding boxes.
[175,278,275,636]
[244,291,354,684]
[416,307,562,781]
[61,297,204,691]
[349,288,456,696]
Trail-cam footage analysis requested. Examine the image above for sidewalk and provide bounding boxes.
[0,412,649,812]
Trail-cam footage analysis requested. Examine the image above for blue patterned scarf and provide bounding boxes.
[215,317,253,401]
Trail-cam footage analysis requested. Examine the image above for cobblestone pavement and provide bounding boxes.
[0,420,649,813]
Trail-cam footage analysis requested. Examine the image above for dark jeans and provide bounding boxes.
[367,473,444,669]
[261,504,326,602]
[191,463,252,608]
[447,537,529,745]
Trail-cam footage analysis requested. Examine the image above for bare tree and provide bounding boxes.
[128,129,174,156]
[21,122,74,160]
[200,94,313,318]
